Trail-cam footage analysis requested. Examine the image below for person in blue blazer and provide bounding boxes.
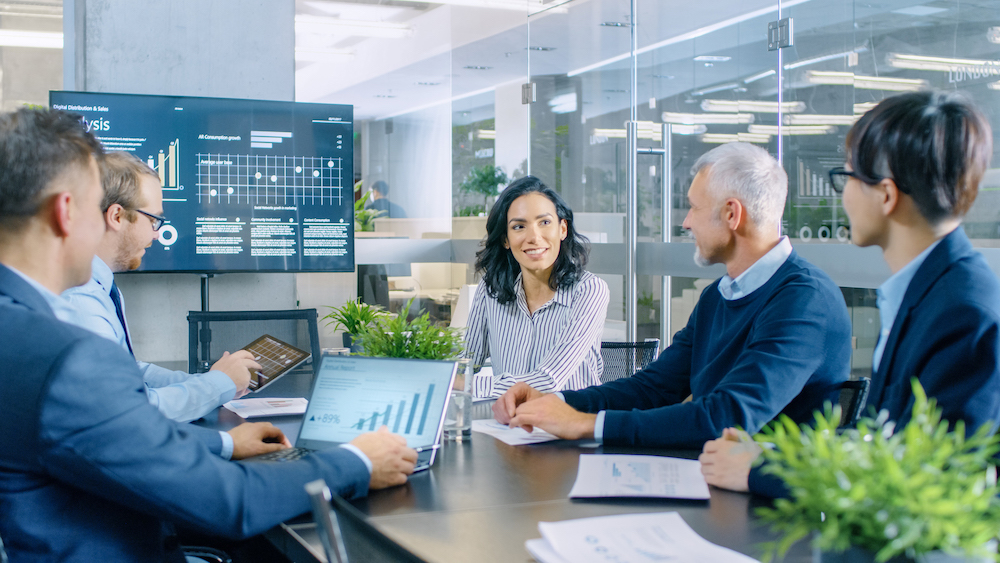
[700,90,1000,496]
[0,108,418,562]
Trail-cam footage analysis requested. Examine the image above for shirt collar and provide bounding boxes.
[5,264,80,323]
[717,236,793,301]
[90,255,114,292]
[514,272,571,313]
[876,238,943,338]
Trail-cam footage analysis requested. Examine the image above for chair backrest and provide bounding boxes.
[837,377,871,428]
[187,309,321,376]
[599,340,660,384]
[305,479,428,563]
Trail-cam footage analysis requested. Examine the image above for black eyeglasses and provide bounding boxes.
[827,167,863,194]
[136,209,166,231]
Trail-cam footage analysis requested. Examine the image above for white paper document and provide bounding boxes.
[223,397,308,418]
[526,512,759,563]
[471,419,559,445]
[568,454,710,499]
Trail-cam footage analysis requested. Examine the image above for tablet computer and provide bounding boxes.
[242,334,311,392]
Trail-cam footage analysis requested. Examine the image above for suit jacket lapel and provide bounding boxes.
[866,228,973,410]
[0,264,56,317]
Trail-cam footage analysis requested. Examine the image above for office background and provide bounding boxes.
[5,0,998,377]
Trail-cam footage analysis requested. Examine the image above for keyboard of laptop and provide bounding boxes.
[253,447,313,462]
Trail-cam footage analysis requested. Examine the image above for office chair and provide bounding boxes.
[599,340,660,384]
[837,377,871,428]
[305,479,428,563]
[0,530,8,563]
[187,309,322,376]
[181,546,232,563]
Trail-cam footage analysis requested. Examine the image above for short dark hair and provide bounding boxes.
[372,180,389,196]
[475,176,589,305]
[0,108,104,234]
[846,90,992,224]
[101,151,159,220]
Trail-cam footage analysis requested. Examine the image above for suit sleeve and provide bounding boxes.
[37,338,370,540]
[570,278,844,449]
[141,363,238,423]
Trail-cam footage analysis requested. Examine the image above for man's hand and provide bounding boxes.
[350,427,418,490]
[212,350,260,398]
[493,382,546,424]
[698,427,761,493]
[507,394,596,440]
[228,422,291,460]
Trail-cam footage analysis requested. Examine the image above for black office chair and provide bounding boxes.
[306,480,428,563]
[599,340,660,384]
[837,377,871,428]
[187,309,322,376]
[181,546,231,563]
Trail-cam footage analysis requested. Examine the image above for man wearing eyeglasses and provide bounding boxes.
[63,151,255,424]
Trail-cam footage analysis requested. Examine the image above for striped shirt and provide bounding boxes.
[464,271,609,398]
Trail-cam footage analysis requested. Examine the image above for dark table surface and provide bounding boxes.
[197,369,810,563]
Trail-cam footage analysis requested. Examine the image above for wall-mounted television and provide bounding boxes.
[50,91,355,273]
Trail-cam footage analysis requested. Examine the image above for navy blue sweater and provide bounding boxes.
[563,251,852,449]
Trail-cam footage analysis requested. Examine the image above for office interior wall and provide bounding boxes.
[494,79,528,179]
[65,0,352,363]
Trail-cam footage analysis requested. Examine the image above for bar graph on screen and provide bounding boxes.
[348,384,437,437]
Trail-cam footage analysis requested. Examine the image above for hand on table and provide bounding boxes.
[507,394,596,440]
[212,350,260,398]
[698,427,761,493]
[228,422,291,460]
[350,426,418,489]
[493,382,546,424]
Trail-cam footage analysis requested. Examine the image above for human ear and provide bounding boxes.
[51,192,73,238]
[560,219,567,241]
[104,204,125,232]
[722,198,743,230]
[878,179,900,216]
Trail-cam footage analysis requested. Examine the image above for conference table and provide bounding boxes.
[197,368,811,563]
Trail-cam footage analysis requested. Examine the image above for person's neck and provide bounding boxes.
[881,218,959,274]
[0,230,68,294]
[723,231,782,279]
[96,242,120,273]
[520,268,555,312]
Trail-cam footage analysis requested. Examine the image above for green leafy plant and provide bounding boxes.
[355,298,464,360]
[459,165,508,211]
[321,298,388,335]
[354,180,385,232]
[756,380,1000,562]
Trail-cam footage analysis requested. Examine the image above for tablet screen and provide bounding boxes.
[242,335,310,391]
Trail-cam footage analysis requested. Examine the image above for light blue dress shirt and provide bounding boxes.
[63,257,239,456]
[872,240,942,371]
[587,236,794,442]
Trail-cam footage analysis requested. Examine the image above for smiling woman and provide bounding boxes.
[463,176,610,398]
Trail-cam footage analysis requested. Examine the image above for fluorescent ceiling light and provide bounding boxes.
[807,71,928,91]
[693,55,731,62]
[0,29,62,49]
[888,53,1000,73]
[783,48,867,70]
[662,111,754,125]
[295,15,413,39]
[700,133,770,144]
[566,0,812,77]
[891,5,948,16]
[295,47,355,62]
[701,99,806,113]
[478,129,496,139]
[593,122,707,140]
[390,0,567,13]
[744,69,776,84]
[748,124,836,135]
[690,83,740,96]
[854,102,878,114]
[548,92,577,114]
[783,114,858,126]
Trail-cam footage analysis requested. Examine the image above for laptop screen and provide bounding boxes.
[296,355,457,451]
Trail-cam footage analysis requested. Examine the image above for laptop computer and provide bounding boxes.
[244,354,457,472]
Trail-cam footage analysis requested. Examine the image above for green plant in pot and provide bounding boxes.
[354,298,464,360]
[756,380,1000,563]
[322,298,388,352]
[354,180,385,232]
[459,165,508,214]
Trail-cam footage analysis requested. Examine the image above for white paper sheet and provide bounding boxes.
[470,419,559,445]
[568,454,710,499]
[223,397,308,418]
[528,512,759,563]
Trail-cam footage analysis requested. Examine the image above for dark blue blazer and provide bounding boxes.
[0,265,370,562]
[749,228,1000,497]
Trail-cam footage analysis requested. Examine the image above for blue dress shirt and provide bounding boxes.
[589,237,794,442]
[872,239,942,371]
[63,257,239,456]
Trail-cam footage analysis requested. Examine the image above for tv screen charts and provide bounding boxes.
[298,358,449,449]
[50,91,354,273]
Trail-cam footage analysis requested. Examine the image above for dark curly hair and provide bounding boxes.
[475,176,589,305]
[847,90,992,225]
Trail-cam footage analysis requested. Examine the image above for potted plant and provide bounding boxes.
[322,298,388,351]
[458,165,508,215]
[755,380,1000,563]
[354,180,385,232]
[354,298,464,360]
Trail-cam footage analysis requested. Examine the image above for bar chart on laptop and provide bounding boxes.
[298,359,450,448]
